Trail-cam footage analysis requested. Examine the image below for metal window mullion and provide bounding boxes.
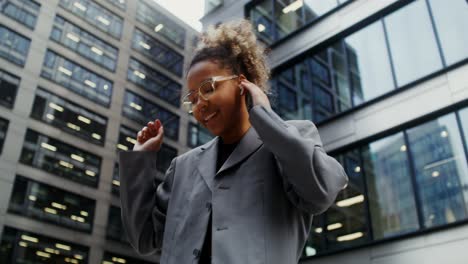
[454,111,468,215]
[381,19,399,91]
[358,146,374,241]
[424,0,447,67]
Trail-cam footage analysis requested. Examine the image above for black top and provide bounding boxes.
[199,139,238,263]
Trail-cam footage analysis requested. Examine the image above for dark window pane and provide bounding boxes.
[406,113,468,228]
[428,0,468,65]
[102,251,154,264]
[0,117,9,154]
[362,132,420,239]
[384,0,443,86]
[0,226,89,263]
[8,176,95,232]
[0,25,31,66]
[0,68,20,108]
[106,206,128,243]
[106,0,126,10]
[188,122,213,148]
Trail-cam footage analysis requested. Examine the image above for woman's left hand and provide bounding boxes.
[240,80,271,110]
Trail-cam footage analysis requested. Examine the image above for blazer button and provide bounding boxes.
[205,202,212,210]
[193,249,201,258]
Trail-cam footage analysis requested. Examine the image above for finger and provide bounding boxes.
[148,125,164,146]
[137,131,143,143]
[241,80,262,95]
[147,121,157,136]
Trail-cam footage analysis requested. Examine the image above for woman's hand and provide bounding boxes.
[239,79,271,110]
[133,119,164,152]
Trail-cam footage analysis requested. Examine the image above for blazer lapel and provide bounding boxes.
[197,137,219,192]
[216,126,263,176]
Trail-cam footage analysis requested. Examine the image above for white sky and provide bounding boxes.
[153,0,205,31]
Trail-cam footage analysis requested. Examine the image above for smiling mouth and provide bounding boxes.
[204,111,218,122]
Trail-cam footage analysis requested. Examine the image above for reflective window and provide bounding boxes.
[344,20,394,105]
[122,90,179,140]
[0,68,20,108]
[0,25,30,66]
[112,162,119,196]
[1,0,40,29]
[136,0,186,48]
[0,226,89,263]
[362,132,419,239]
[325,150,370,250]
[205,0,223,14]
[8,176,95,232]
[384,0,443,86]
[406,113,468,228]
[249,0,348,44]
[302,217,325,257]
[102,251,154,264]
[19,129,102,187]
[428,0,468,65]
[116,125,137,152]
[59,0,123,39]
[30,88,107,145]
[106,206,128,243]
[188,122,213,148]
[41,50,113,107]
[132,28,184,76]
[106,0,126,10]
[50,15,119,72]
[127,58,181,107]
[0,117,8,154]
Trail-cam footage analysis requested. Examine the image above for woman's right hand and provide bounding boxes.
[133,119,164,152]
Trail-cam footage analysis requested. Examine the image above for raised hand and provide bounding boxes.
[133,119,164,152]
[239,79,271,110]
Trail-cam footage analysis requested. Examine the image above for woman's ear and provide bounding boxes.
[238,74,247,95]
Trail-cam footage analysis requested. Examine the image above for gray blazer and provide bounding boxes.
[119,105,348,264]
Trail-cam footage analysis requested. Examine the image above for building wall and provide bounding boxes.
[0,0,200,263]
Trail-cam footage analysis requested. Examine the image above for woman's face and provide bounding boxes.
[186,60,250,142]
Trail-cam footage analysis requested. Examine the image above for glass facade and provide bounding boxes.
[0,117,8,154]
[132,28,184,77]
[30,88,107,146]
[122,90,180,140]
[272,0,468,124]
[19,129,102,187]
[1,0,40,29]
[248,0,349,44]
[106,0,126,10]
[59,0,123,39]
[0,68,20,109]
[102,251,154,264]
[112,162,120,196]
[50,15,119,72]
[127,58,181,107]
[136,0,186,48]
[188,122,213,148]
[0,25,30,66]
[303,104,468,257]
[0,226,89,263]
[205,0,223,14]
[8,176,95,232]
[41,50,113,107]
[106,206,128,243]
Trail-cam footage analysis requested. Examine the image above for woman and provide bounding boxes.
[119,20,348,264]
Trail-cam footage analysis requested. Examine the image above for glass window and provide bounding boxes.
[0,68,20,108]
[30,88,107,145]
[116,125,137,152]
[384,0,443,86]
[122,90,180,140]
[0,226,89,263]
[302,217,326,257]
[127,58,181,107]
[59,0,123,39]
[106,0,126,10]
[428,0,468,65]
[249,0,275,44]
[132,29,184,76]
[102,251,154,264]
[324,150,370,250]
[1,0,40,29]
[19,129,102,187]
[50,15,119,72]
[406,113,468,228]
[274,0,305,39]
[205,0,223,14]
[0,117,9,154]
[0,25,31,66]
[344,20,395,105]
[106,206,128,243]
[8,176,95,232]
[188,122,213,148]
[41,50,113,107]
[112,162,120,196]
[362,132,419,239]
[136,0,186,48]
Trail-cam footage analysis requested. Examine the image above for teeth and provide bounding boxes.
[204,112,217,121]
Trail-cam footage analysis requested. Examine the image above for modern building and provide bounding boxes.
[0,0,202,263]
[201,0,468,263]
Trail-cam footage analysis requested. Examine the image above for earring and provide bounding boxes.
[239,84,244,95]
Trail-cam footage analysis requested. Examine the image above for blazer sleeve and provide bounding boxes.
[249,105,348,214]
[119,151,176,255]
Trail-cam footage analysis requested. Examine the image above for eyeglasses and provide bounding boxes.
[182,75,238,114]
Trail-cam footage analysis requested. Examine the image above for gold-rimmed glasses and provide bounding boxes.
[182,75,238,114]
